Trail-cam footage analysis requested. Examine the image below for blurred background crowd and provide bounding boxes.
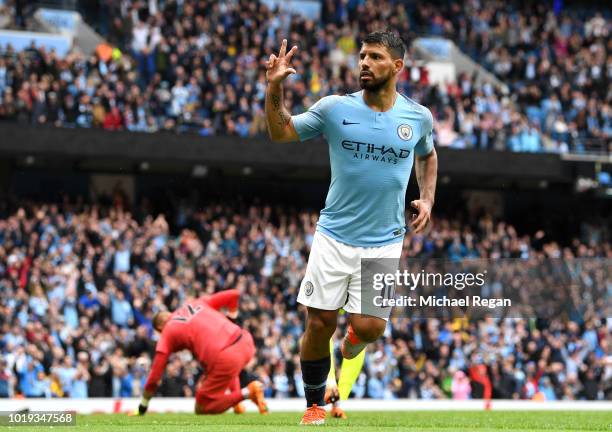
[0,0,610,405]
[0,197,610,401]
[0,0,609,152]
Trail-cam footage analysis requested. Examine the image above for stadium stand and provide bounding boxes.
[0,0,609,153]
[0,201,609,400]
[0,0,610,408]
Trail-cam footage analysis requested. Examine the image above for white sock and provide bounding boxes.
[241,387,249,399]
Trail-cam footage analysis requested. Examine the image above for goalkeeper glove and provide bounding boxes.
[137,397,149,415]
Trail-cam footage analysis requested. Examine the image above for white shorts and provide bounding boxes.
[297,230,402,319]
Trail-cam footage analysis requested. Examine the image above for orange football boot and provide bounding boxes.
[300,404,326,425]
[247,381,269,414]
[233,402,246,414]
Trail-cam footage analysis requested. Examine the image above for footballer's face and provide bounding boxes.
[358,43,402,92]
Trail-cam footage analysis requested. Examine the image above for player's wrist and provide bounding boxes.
[267,80,284,90]
[419,198,434,208]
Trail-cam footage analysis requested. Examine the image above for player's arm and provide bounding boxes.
[410,110,438,233]
[136,351,169,415]
[265,39,299,143]
[204,289,240,319]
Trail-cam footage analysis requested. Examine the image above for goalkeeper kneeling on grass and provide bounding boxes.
[132,289,268,416]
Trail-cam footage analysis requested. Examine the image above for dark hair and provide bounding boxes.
[362,30,405,60]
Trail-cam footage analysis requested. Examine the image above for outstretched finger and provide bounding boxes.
[414,216,429,233]
[410,214,425,231]
[413,208,431,233]
[279,38,287,57]
[267,54,277,68]
[410,208,427,230]
[285,45,298,63]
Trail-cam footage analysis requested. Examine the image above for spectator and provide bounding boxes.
[103,107,124,131]
[89,357,112,397]
[0,359,13,397]
[17,359,44,397]
[0,201,609,400]
[368,371,386,399]
[72,352,91,398]
[158,362,188,397]
[53,356,77,397]
[111,290,133,328]
[451,370,471,400]
[0,0,606,153]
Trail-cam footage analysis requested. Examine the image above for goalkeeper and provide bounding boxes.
[133,290,268,416]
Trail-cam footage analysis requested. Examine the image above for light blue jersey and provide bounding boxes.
[292,90,434,247]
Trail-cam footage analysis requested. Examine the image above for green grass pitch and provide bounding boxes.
[18,411,612,431]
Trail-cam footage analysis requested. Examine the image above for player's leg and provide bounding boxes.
[195,369,244,414]
[341,274,388,358]
[239,332,268,414]
[325,337,346,419]
[297,231,352,425]
[324,338,341,411]
[328,338,337,380]
[229,376,246,414]
[326,334,364,419]
[337,348,366,400]
[195,331,266,414]
[231,330,268,414]
[342,314,386,359]
[195,372,261,415]
[300,307,337,408]
[326,338,337,389]
[341,240,402,358]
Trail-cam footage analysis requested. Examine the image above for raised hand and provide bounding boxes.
[266,39,298,85]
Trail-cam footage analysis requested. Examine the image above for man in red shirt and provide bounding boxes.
[136,289,268,415]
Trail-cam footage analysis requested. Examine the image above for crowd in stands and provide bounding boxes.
[413,1,610,152]
[0,197,610,401]
[0,0,609,153]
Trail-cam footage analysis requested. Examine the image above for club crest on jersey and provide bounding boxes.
[397,124,413,141]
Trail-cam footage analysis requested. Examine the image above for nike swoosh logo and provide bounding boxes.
[342,120,360,125]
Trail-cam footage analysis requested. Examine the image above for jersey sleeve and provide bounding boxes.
[414,107,434,157]
[204,289,239,312]
[144,351,169,394]
[291,95,341,141]
[155,326,174,355]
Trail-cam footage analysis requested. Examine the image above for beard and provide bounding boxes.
[359,70,393,92]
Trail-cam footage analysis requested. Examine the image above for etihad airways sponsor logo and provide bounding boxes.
[341,140,411,164]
